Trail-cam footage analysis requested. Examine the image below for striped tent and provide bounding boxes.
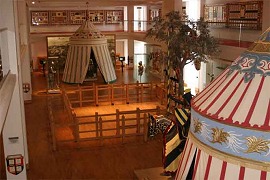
[62,19,116,83]
[176,27,270,180]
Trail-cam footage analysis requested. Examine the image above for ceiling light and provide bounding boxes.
[31,1,35,4]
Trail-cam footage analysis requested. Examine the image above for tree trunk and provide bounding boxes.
[174,62,185,96]
[178,66,184,96]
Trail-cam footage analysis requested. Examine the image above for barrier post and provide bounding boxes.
[99,117,103,145]
[116,109,120,135]
[111,84,114,105]
[95,112,99,137]
[143,113,148,142]
[79,85,82,107]
[95,83,99,106]
[140,84,143,102]
[126,84,129,104]
[121,115,125,143]
[136,108,140,133]
[136,81,139,102]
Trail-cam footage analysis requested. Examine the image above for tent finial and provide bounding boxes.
[86,2,89,20]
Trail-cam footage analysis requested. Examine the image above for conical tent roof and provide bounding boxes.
[70,20,105,42]
[176,27,270,179]
[62,20,116,83]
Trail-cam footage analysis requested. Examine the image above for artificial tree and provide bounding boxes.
[146,11,219,96]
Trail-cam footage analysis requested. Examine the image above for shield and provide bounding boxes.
[6,154,24,175]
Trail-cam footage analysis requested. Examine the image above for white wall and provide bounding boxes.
[30,36,47,70]
[0,0,28,179]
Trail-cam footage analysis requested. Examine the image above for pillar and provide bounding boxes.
[162,0,182,16]
[17,1,32,102]
[262,0,270,32]
[1,0,28,179]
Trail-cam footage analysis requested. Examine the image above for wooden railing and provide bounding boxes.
[64,82,166,107]
[47,86,166,150]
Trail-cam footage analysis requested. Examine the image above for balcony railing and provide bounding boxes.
[30,20,155,34]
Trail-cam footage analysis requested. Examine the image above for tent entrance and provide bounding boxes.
[85,50,98,81]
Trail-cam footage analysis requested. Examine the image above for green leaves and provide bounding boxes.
[146,11,220,95]
[146,11,219,68]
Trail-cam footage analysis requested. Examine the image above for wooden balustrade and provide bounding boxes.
[48,82,166,150]
[49,95,164,149]
[64,82,166,107]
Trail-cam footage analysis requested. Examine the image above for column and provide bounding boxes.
[162,0,182,16]
[262,0,270,31]
[127,4,134,33]
[17,1,32,102]
[1,0,28,179]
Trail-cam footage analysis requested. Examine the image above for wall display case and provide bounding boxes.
[50,10,69,25]
[227,1,263,30]
[69,10,86,25]
[148,9,161,21]
[105,10,123,24]
[88,10,104,23]
[204,4,227,27]
[31,9,124,26]
[204,1,263,30]
[31,11,49,26]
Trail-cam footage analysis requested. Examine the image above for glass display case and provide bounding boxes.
[47,57,61,93]
[50,10,69,25]
[204,4,227,28]
[227,1,263,30]
[88,10,104,23]
[105,10,123,24]
[69,10,86,25]
[31,11,49,26]
[204,1,263,30]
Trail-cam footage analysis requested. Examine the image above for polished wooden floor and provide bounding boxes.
[23,68,165,179]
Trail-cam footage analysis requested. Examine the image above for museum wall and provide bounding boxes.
[30,36,47,70]
[116,41,125,57]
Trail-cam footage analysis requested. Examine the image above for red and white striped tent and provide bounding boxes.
[176,28,270,180]
[62,19,116,83]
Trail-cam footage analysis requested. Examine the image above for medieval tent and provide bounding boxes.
[62,19,116,83]
[176,27,270,179]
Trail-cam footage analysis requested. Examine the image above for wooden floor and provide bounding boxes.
[23,68,166,179]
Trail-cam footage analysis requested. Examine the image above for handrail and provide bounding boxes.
[50,90,166,149]
[0,71,16,133]
[65,82,167,107]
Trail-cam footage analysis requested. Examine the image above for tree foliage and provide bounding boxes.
[146,11,220,95]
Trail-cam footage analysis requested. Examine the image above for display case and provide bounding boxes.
[105,10,123,24]
[69,10,86,25]
[50,10,69,25]
[204,4,227,28]
[31,11,49,26]
[204,1,263,30]
[88,10,104,23]
[148,9,162,21]
[31,9,125,26]
[227,1,263,30]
